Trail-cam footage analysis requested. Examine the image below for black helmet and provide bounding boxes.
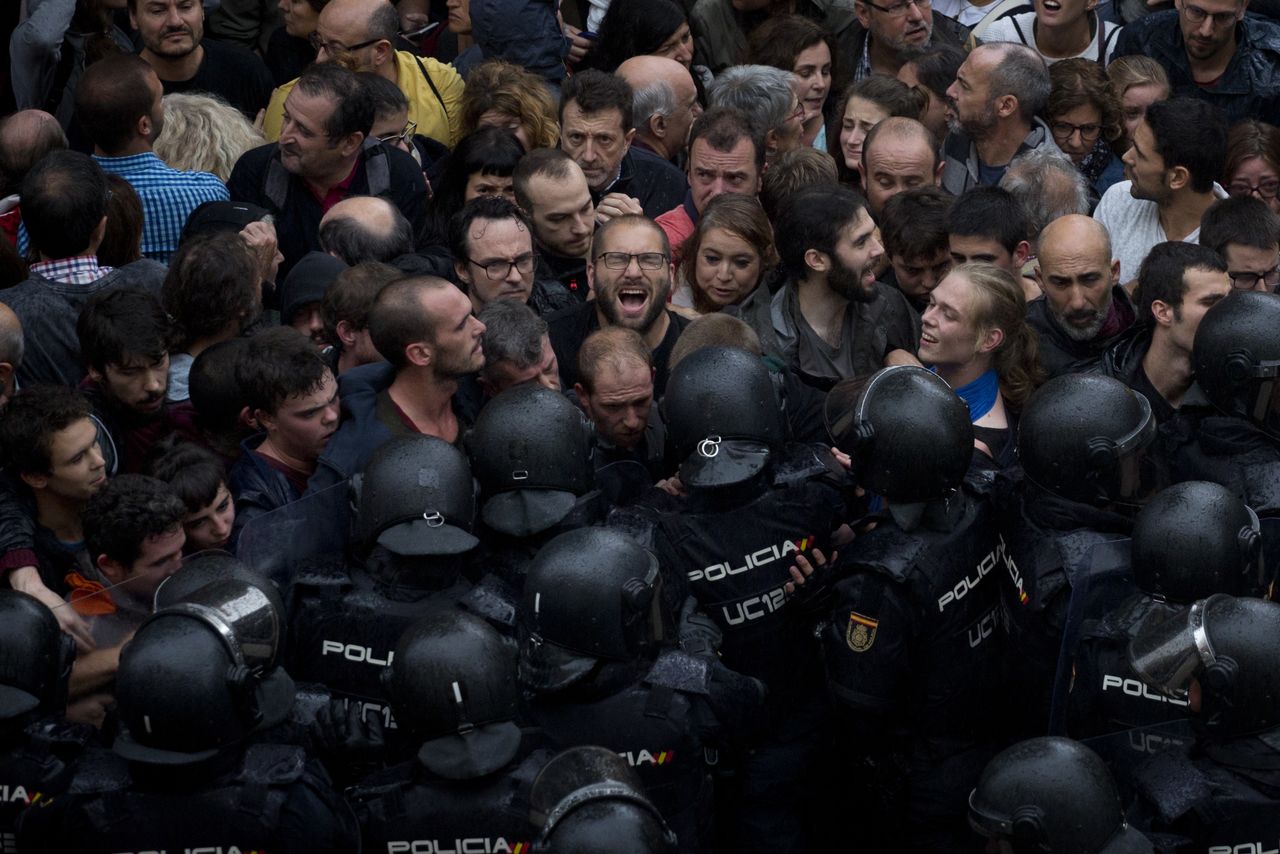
[1132,482,1266,602]
[466,386,595,538]
[661,346,786,490]
[1193,291,1280,439]
[383,608,522,779]
[0,590,74,721]
[969,737,1152,854]
[1018,373,1161,512]
[531,746,678,854]
[154,550,283,623]
[354,436,479,556]
[1129,594,1280,736]
[519,528,666,692]
[825,366,973,503]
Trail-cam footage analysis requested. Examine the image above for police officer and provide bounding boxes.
[1067,482,1268,738]
[817,365,1006,852]
[518,527,763,854]
[530,746,679,854]
[968,737,1153,853]
[348,608,548,853]
[1000,372,1162,738]
[286,434,498,744]
[466,385,605,589]
[17,579,359,853]
[1127,595,1280,849]
[644,345,849,854]
[0,590,86,852]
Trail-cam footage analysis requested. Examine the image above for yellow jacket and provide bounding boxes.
[262,50,464,147]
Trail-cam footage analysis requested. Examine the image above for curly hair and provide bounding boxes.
[460,60,560,151]
[0,385,92,475]
[955,262,1044,411]
[83,474,186,569]
[162,232,261,350]
[1047,58,1123,148]
[152,92,265,181]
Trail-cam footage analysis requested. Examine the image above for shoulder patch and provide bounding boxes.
[845,611,878,653]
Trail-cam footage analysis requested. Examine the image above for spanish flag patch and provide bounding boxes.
[845,611,878,652]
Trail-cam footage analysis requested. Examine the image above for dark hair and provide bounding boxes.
[0,112,67,197]
[880,186,951,261]
[513,147,579,213]
[83,474,186,569]
[449,195,534,263]
[582,0,688,72]
[97,174,143,267]
[774,184,869,279]
[162,233,261,350]
[357,70,409,118]
[145,440,225,514]
[323,261,401,345]
[422,127,526,245]
[1200,195,1280,256]
[21,150,109,260]
[294,62,375,140]
[946,186,1029,253]
[689,106,765,170]
[77,287,174,373]
[188,338,251,444]
[748,14,839,101]
[900,43,966,101]
[1135,241,1228,324]
[1223,119,1280,190]
[829,74,925,184]
[319,197,414,264]
[366,2,400,42]
[236,327,333,416]
[74,53,155,154]
[368,276,456,369]
[0,385,92,475]
[479,298,547,375]
[759,146,838,222]
[561,70,635,133]
[0,236,26,289]
[595,214,671,259]
[1145,98,1227,194]
[1047,58,1122,148]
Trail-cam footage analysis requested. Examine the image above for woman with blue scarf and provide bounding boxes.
[917,263,1045,467]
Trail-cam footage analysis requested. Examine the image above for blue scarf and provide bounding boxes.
[944,368,1000,421]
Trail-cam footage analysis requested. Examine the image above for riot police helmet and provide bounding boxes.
[519,528,667,692]
[1129,594,1280,736]
[1132,482,1267,602]
[354,435,479,556]
[1193,291,1280,440]
[154,549,283,622]
[466,385,596,538]
[661,346,786,490]
[1018,373,1161,512]
[968,737,1152,854]
[531,746,678,854]
[0,590,74,721]
[825,365,974,503]
[384,608,522,779]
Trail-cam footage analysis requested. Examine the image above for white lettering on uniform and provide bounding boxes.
[321,640,394,666]
[1100,674,1189,706]
[722,587,787,625]
[689,540,800,583]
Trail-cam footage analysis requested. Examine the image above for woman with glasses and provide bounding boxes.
[1223,119,1280,216]
[1045,58,1126,206]
[980,0,1122,66]
[673,194,777,316]
[749,15,839,151]
[830,74,926,188]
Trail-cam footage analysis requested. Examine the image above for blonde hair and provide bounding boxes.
[153,93,265,181]
[1106,55,1170,99]
[954,262,1044,410]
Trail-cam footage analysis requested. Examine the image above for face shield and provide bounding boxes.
[823,371,882,458]
[1239,358,1280,439]
[1126,595,1225,700]
[1094,392,1166,512]
[621,551,667,656]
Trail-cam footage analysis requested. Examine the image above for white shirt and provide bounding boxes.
[933,0,1004,27]
[982,10,1122,64]
[1092,180,1229,283]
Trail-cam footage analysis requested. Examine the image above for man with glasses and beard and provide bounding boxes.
[546,215,691,396]
[1028,215,1135,377]
[738,184,917,391]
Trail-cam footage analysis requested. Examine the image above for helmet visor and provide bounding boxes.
[1126,596,1220,698]
[1243,360,1280,437]
[621,552,667,655]
[824,372,880,455]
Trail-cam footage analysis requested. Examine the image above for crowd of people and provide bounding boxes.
[0,0,1279,849]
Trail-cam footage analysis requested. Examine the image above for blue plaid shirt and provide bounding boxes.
[93,152,228,263]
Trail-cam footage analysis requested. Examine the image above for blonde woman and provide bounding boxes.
[153,93,265,182]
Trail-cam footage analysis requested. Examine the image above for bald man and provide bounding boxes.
[617,55,703,165]
[0,303,23,409]
[261,0,464,145]
[860,117,942,219]
[1027,215,1135,377]
[0,110,66,246]
[319,195,414,264]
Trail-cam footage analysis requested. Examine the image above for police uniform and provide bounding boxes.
[0,719,93,854]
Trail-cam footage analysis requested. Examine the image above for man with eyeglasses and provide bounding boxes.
[846,0,970,80]
[448,196,576,317]
[261,0,464,147]
[1112,0,1280,125]
[1200,195,1280,295]
[1104,241,1231,422]
[128,0,273,120]
[1093,98,1228,286]
[546,215,691,395]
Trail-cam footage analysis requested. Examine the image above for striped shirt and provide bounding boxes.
[93,152,228,263]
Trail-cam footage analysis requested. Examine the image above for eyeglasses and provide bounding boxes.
[1228,266,1280,289]
[595,251,669,270]
[378,120,417,147]
[1050,120,1103,142]
[1228,179,1280,199]
[467,253,536,280]
[861,0,930,17]
[309,32,382,54]
[1178,0,1240,27]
